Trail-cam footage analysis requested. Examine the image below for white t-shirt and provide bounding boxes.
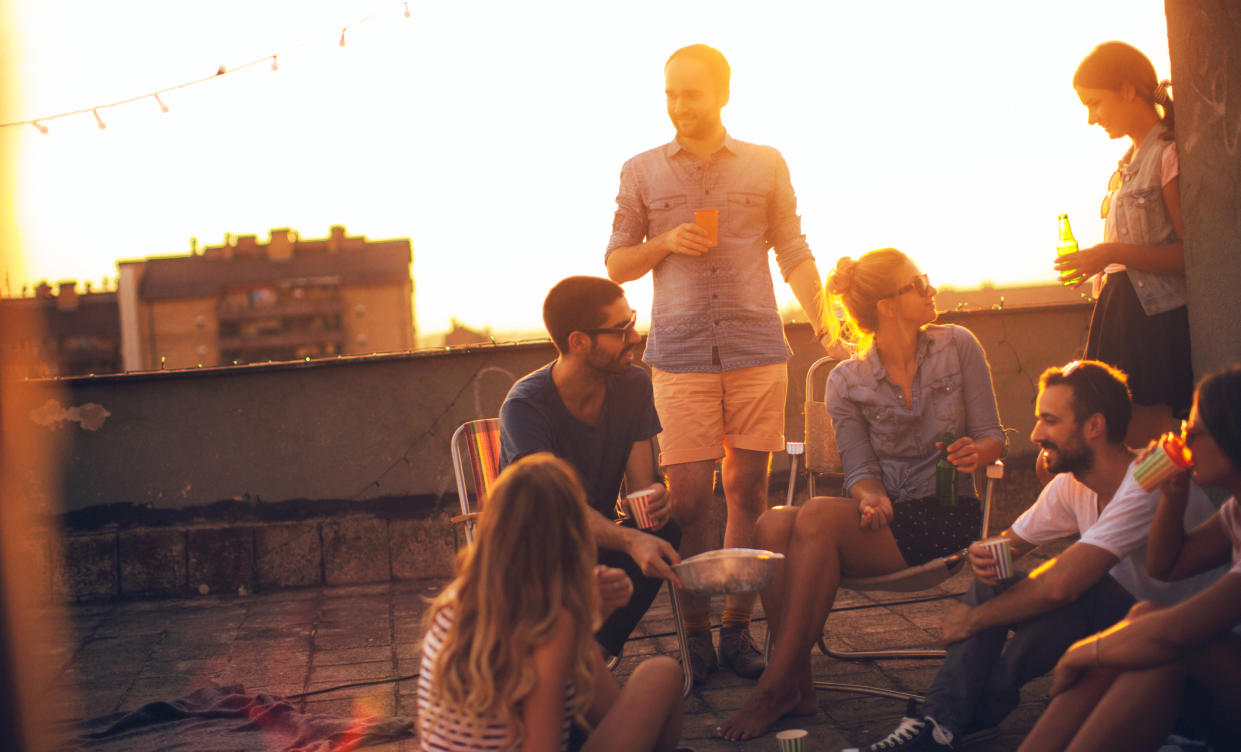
[1011,461,1224,604]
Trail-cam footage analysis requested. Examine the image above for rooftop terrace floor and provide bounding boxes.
[35,545,1067,751]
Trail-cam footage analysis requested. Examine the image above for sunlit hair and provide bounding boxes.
[823,247,911,353]
[1196,365,1241,471]
[543,275,624,354]
[1039,360,1132,443]
[1073,41,1174,136]
[423,454,600,745]
[666,43,730,93]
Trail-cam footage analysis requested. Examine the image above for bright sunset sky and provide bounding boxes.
[1,0,1173,337]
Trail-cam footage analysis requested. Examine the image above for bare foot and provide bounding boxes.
[715,685,817,741]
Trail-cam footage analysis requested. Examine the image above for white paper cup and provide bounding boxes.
[980,537,1013,581]
[624,489,657,529]
[776,729,808,752]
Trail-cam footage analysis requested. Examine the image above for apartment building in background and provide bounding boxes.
[118,225,415,371]
[0,281,122,379]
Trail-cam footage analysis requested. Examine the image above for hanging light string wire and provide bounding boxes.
[3,0,412,133]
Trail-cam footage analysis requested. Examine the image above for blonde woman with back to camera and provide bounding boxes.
[417,453,687,752]
[717,248,1006,740]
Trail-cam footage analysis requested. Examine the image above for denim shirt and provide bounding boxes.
[606,134,815,373]
[1106,123,1185,315]
[825,325,1007,502]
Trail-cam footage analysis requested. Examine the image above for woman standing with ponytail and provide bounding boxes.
[1058,41,1192,447]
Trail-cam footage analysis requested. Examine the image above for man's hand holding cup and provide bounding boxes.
[623,483,669,530]
[968,537,1014,586]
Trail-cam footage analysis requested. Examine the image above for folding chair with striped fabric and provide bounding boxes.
[449,418,502,545]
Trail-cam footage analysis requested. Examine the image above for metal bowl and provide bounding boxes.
[673,548,785,594]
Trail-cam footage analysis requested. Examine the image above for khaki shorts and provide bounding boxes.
[652,362,788,466]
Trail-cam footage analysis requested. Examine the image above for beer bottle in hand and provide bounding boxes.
[936,432,958,507]
[1057,213,1084,286]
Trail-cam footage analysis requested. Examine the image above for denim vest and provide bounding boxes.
[825,325,1007,502]
[1109,124,1185,315]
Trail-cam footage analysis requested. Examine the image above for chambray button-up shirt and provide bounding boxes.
[825,325,1007,502]
[606,133,815,373]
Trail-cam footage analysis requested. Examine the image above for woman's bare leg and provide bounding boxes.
[716,497,906,740]
[1016,668,1121,752]
[753,505,800,660]
[583,654,685,752]
[1062,663,1185,752]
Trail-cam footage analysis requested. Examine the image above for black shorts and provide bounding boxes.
[889,495,982,567]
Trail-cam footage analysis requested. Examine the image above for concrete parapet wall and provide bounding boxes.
[10,304,1091,601]
[17,304,1089,518]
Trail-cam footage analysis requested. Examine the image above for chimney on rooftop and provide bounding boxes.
[35,281,53,299]
[327,225,346,254]
[56,280,79,311]
[235,235,259,256]
[268,228,296,262]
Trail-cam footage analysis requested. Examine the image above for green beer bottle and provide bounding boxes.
[936,432,958,507]
[1057,213,1084,286]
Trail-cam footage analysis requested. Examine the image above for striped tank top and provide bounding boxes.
[417,606,574,751]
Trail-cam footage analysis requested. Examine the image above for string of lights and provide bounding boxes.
[1,0,412,134]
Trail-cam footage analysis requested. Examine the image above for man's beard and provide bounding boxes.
[588,346,632,375]
[1042,439,1094,475]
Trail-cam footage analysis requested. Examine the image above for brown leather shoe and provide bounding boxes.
[718,626,765,678]
[685,630,717,685]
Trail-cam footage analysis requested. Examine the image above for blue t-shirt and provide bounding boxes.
[499,363,662,517]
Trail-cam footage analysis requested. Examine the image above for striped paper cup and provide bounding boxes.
[1133,432,1193,491]
[625,489,658,529]
[979,537,1013,580]
[776,729,808,752]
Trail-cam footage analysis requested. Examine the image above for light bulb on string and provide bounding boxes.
[403,1,411,18]
[271,55,279,71]
[339,28,347,47]
[92,109,106,130]
[32,120,48,134]
[154,93,169,113]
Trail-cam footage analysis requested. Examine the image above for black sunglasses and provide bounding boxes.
[578,310,638,337]
[888,273,931,298]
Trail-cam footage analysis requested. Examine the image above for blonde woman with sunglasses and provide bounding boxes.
[417,453,687,752]
[717,248,1006,741]
[1056,41,1191,449]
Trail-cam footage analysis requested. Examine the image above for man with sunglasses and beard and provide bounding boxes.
[858,361,1224,752]
[499,275,682,660]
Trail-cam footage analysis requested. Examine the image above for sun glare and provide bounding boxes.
[3,0,1173,335]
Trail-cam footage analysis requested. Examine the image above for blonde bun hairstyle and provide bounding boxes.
[822,248,911,352]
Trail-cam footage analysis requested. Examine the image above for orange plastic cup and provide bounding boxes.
[693,209,718,247]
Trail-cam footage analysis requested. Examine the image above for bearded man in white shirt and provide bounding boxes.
[858,360,1224,752]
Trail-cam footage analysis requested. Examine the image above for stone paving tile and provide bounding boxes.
[314,645,397,666]
[37,572,1058,752]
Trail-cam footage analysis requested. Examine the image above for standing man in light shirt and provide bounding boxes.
[605,43,831,684]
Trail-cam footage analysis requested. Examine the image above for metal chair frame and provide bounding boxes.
[778,356,1006,701]
[450,419,694,697]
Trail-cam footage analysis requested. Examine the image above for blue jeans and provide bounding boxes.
[923,573,1135,736]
